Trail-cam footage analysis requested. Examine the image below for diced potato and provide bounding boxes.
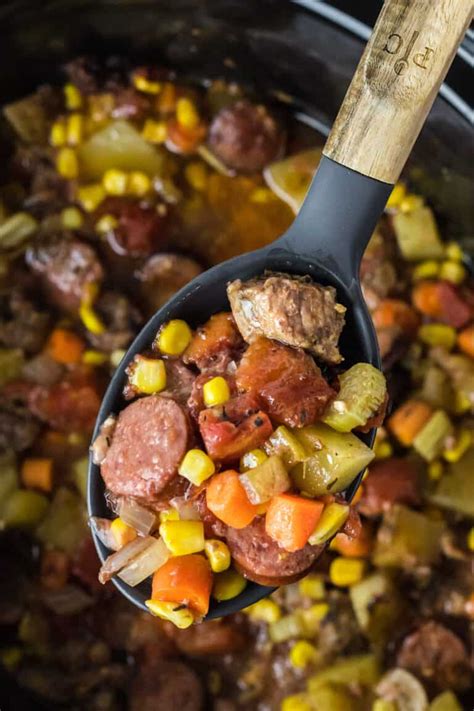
[307,654,380,692]
[412,410,453,461]
[263,148,322,213]
[36,488,87,554]
[373,504,445,568]
[291,424,375,496]
[430,447,474,517]
[349,572,402,646]
[1,490,48,528]
[392,206,444,261]
[239,455,290,504]
[430,691,463,711]
[322,363,386,432]
[306,683,357,711]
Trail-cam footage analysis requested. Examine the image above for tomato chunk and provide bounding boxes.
[184,312,244,372]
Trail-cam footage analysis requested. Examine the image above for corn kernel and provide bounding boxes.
[142,118,168,144]
[213,569,247,601]
[205,539,231,573]
[66,113,83,146]
[442,428,472,463]
[130,356,167,394]
[102,168,128,196]
[300,603,329,631]
[56,147,78,179]
[240,448,268,472]
[298,574,325,600]
[428,460,444,480]
[157,319,192,356]
[82,349,108,366]
[184,161,208,191]
[159,82,177,113]
[110,349,126,368]
[374,440,393,460]
[372,700,397,711]
[399,194,424,213]
[445,241,464,262]
[176,97,200,130]
[159,508,180,523]
[309,502,350,545]
[95,214,119,235]
[412,259,440,281]
[418,323,457,350]
[289,640,318,669]
[159,520,205,556]
[281,694,312,711]
[77,184,105,212]
[329,557,366,587]
[467,527,474,552]
[453,389,471,415]
[61,206,83,229]
[179,449,215,486]
[79,302,106,334]
[50,120,67,147]
[439,260,467,285]
[250,187,276,204]
[203,376,231,407]
[64,83,82,110]
[133,74,162,95]
[128,171,151,197]
[110,517,137,548]
[386,183,406,209]
[145,599,194,629]
[245,598,281,623]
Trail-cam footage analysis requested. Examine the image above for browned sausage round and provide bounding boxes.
[137,253,203,315]
[130,660,204,711]
[208,100,284,173]
[358,458,420,517]
[101,396,191,500]
[226,517,323,586]
[166,618,247,656]
[98,197,168,258]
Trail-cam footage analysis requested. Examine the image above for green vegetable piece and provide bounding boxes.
[0,451,19,517]
[269,612,306,643]
[419,365,454,411]
[307,683,358,711]
[79,120,165,180]
[265,425,308,468]
[0,348,24,387]
[430,348,474,412]
[239,455,290,504]
[322,363,387,432]
[36,487,87,554]
[291,424,375,496]
[2,490,48,528]
[392,205,444,261]
[308,654,380,692]
[263,148,322,213]
[0,213,38,254]
[430,447,474,517]
[412,410,453,461]
[373,504,445,569]
[430,691,462,711]
[3,91,51,144]
[71,456,89,500]
[349,573,402,647]
[308,502,349,545]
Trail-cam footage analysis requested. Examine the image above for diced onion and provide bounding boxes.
[118,537,170,587]
[170,497,201,521]
[89,516,119,551]
[41,584,94,615]
[118,497,156,535]
[98,535,156,584]
[90,415,117,465]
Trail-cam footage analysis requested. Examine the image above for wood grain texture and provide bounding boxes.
[323,0,473,183]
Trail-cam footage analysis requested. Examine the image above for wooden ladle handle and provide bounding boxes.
[323,0,473,184]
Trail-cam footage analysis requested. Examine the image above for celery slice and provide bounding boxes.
[239,455,290,504]
[412,410,453,461]
[264,425,308,468]
[322,363,386,432]
[2,490,48,528]
[307,654,380,692]
[429,447,474,517]
[392,205,444,261]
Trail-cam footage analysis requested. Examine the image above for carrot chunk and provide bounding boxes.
[47,328,85,364]
[206,470,258,529]
[458,325,474,359]
[387,399,433,446]
[265,494,324,552]
[151,554,213,617]
[21,458,54,493]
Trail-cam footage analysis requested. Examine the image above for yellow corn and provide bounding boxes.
[374,440,393,460]
[250,187,276,204]
[445,241,464,262]
[61,206,83,229]
[64,83,82,110]
[385,183,406,209]
[159,508,180,523]
[102,168,128,196]
[309,502,350,545]
[82,349,108,366]
[184,161,208,191]
[240,448,268,472]
[428,460,444,481]
[95,214,119,235]
[88,93,115,122]
[399,194,424,213]
[142,118,168,144]
[68,432,86,446]
[439,260,467,285]
[176,97,200,130]
[66,113,83,146]
[442,428,472,463]
[329,557,366,587]
[110,517,137,548]
[79,302,106,334]
[130,356,167,394]
[159,520,205,556]
[179,449,215,486]
[281,694,312,711]
[110,349,126,368]
[77,184,105,212]
[412,259,440,281]
[467,527,474,552]
[204,539,231,573]
[301,602,329,628]
[128,171,152,197]
[133,74,162,95]
[145,599,194,629]
[289,640,318,669]
[56,147,78,179]
[418,323,457,350]
[298,574,325,600]
[245,598,281,623]
[50,120,67,147]
[453,389,471,415]
[203,376,231,407]
[372,700,397,711]
[157,319,192,356]
[213,569,247,601]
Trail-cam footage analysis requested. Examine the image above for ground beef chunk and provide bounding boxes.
[396,621,470,691]
[360,230,398,311]
[184,311,244,373]
[358,458,421,517]
[226,517,323,586]
[208,100,285,173]
[130,659,204,711]
[228,274,346,365]
[26,237,103,311]
[13,146,69,216]
[22,353,65,386]
[87,291,141,352]
[0,401,40,453]
[64,57,102,95]
[0,289,50,353]
[100,396,191,500]
[161,360,197,406]
[111,87,150,120]
[235,337,336,428]
[98,198,168,258]
[137,253,203,315]
[166,617,247,656]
